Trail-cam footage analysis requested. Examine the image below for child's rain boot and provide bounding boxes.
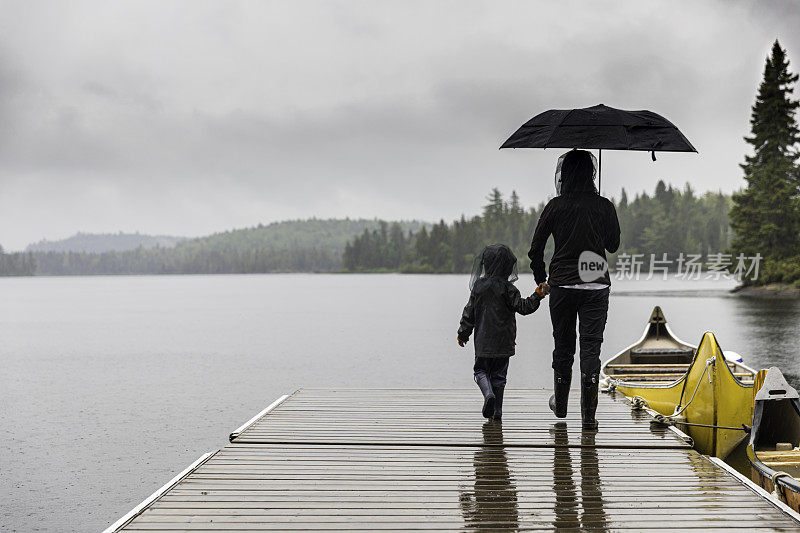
[492,386,504,420]
[475,374,495,419]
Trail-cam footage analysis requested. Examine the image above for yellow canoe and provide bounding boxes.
[601,306,757,459]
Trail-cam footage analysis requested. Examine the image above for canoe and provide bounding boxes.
[747,366,800,512]
[601,306,757,458]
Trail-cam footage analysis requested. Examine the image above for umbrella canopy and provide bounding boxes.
[500,104,697,193]
[500,103,697,153]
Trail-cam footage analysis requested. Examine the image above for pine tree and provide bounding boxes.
[507,190,525,252]
[388,223,405,268]
[618,189,628,210]
[414,226,430,266]
[483,188,505,243]
[730,40,800,261]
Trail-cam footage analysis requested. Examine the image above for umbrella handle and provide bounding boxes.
[598,149,602,194]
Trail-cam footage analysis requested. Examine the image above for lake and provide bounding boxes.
[2,274,799,532]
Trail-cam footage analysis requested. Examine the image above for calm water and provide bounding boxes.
[2,274,799,532]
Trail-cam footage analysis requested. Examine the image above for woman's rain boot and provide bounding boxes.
[581,373,599,430]
[475,374,496,419]
[548,372,571,418]
[492,386,504,420]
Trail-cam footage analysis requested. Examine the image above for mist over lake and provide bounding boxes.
[1,273,798,532]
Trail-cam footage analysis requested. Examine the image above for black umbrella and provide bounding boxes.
[500,104,697,191]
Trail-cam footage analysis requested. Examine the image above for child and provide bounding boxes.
[457,244,549,420]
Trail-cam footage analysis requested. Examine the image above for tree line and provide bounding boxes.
[343,184,732,273]
[0,219,423,276]
[0,246,36,276]
[30,246,342,275]
[26,232,186,253]
[0,185,733,277]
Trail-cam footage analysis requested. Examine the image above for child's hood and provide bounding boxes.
[470,244,519,290]
[483,246,516,279]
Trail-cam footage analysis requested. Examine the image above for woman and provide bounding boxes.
[528,150,620,430]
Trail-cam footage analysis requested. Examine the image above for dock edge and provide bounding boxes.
[229,393,292,442]
[101,451,216,533]
[709,456,800,523]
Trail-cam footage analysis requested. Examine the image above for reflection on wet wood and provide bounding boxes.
[111,389,800,531]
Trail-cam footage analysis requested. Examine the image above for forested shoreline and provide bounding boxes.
[1,219,423,276]
[0,183,732,277]
[343,183,732,274]
[0,246,36,276]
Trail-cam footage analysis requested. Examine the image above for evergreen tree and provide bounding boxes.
[482,188,505,220]
[507,190,525,249]
[483,188,506,243]
[415,226,430,263]
[0,245,37,276]
[388,223,406,268]
[730,40,800,262]
[618,189,628,209]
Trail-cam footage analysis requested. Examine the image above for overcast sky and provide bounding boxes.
[1,1,799,250]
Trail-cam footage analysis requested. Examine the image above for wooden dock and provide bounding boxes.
[105,389,800,531]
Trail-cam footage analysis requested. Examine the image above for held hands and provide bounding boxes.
[534,282,551,298]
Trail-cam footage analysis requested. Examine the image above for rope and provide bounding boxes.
[671,358,712,418]
[614,358,712,412]
[771,471,793,502]
[672,421,750,432]
[630,387,751,432]
[600,380,617,394]
[630,395,650,410]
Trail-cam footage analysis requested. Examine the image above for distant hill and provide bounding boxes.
[27,219,427,275]
[180,219,425,254]
[26,232,186,253]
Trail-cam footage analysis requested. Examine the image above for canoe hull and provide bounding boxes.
[602,307,756,459]
[748,445,800,512]
[747,367,800,512]
[612,332,755,458]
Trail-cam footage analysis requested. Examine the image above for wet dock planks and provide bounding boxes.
[231,389,689,448]
[109,389,800,531]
